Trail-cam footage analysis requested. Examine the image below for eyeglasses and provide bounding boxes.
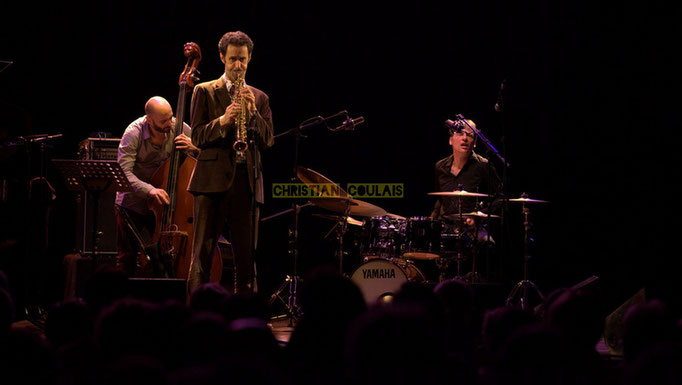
[451,129,475,139]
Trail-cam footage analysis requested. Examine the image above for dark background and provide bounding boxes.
[1,1,680,315]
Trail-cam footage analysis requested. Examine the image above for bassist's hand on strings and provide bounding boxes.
[174,133,199,155]
[149,188,170,205]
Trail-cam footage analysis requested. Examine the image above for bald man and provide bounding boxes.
[114,96,199,275]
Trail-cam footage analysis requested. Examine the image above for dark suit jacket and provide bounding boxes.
[188,76,274,203]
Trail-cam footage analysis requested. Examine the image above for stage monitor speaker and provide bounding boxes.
[603,287,646,356]
[75,190,117,254]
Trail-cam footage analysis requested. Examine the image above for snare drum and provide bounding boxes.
[403,217,442,260]
[350,258,424,303]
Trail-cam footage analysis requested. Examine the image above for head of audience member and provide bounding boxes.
[494,323,578,385]
[189,282,231,315]
[94,298,158,361]
[546,286,605,350]
[622,299,677,362]
[434,277,475,328]
[45,297,93,348]
[299,265,366,323]
[344,303,453,385]
[178,311,231,365]
[481,305,537,358]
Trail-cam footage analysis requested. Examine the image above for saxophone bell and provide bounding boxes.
[233,138,248,152]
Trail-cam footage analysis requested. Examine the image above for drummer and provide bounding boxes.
[430,118,501,237]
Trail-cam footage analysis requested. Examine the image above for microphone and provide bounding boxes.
[336,116,365,131]
[445,119,464,133]
[494,79,505,113]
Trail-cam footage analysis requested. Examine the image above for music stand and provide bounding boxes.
[53,160,132,263]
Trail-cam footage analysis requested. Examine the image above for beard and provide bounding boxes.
[150,120,172,134]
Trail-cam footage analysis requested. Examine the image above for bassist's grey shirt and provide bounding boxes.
[115,116,193,215]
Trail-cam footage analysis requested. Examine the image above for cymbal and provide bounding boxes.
[385,213,406,220]
[311,197,387,217]
[461,211,501,219]
[507,196,549,204]
[312,213,364,226]
[347,216,365,226]
[296,166,349,197]
[428,190,489,198]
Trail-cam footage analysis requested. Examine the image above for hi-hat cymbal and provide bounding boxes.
[428,190,489,198]
[311,196,387,217]
[507,196,550,204]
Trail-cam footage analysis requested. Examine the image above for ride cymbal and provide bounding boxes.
[507,196,549,204]
[428,190,489,198]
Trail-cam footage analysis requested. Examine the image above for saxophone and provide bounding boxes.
[232,74,248,152]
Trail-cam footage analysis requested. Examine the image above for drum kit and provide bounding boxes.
[268,166,550,308]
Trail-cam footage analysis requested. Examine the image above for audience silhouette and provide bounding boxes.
[1,266,681,385]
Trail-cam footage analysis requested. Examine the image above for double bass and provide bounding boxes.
[147,42,222,282]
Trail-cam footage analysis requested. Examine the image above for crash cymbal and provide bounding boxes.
[311,196,387,217]
[296,166,349,197]
[428,190,489,198]
[507,196,550,204]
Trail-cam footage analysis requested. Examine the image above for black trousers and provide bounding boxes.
[188,165,258,294]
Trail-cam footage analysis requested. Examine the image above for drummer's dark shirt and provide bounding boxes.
[430,152,501,220]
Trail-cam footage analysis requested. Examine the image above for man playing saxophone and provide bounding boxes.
[187,30,274,294]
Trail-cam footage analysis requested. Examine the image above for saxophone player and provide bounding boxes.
[187,30,274,294]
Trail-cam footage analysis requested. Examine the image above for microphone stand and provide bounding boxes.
[248,126,260,294]
[266,110,349,323]
[455,115,509,283]
[496,97,511,284]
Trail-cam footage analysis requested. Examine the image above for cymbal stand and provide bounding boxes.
[265,202,311,324]
[447,192,468,281]
[322,198,352,275]
[266,111,348,324]
[505,201,543,310]
[465,224,484,284]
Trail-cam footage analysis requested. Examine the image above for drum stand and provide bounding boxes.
[505,201,543,310]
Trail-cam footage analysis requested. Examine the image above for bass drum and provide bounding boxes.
[350,258,424,304]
